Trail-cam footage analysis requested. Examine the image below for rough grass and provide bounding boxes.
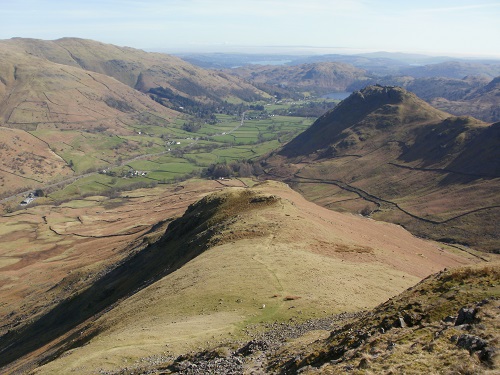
[271,262,500,374]
[4,181,479,374]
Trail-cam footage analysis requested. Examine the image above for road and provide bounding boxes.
[1,111,248,206]
[216,111,247,136]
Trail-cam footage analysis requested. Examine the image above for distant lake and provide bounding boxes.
[321,92,351,100]
[250,60,292,65]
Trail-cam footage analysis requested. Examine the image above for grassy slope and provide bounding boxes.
[1,181,481,374]
[1,37,269,103]
[273,263,500,374]
[0,43,180,196]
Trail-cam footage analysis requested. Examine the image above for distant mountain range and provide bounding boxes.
[179,50,500,76]
[228,62,369,96]
[3,38,267,103]
[0,40,499,375]
[181,52,500,122]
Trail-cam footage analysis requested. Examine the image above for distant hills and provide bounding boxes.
[3,38,268,104]
[429,76,500,123]
[182,52,500,122]
[0,38,498,374]
[0,40,178,133]
[263,86,500,252]
[228,62,369,96]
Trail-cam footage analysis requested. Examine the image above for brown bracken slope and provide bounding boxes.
[263,85,500,252]
[0,180,481,374]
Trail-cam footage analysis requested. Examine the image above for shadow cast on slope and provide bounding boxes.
[0,193,230,370]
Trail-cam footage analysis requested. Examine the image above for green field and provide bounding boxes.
[36,105,317,202]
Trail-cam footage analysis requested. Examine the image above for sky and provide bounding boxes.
[2,0,500,57]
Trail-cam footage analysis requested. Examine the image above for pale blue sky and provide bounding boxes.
[2,0,500,57]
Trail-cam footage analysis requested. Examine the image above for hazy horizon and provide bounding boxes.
[2,0,500,59]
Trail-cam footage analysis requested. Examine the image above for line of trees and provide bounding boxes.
[203,160,264,179]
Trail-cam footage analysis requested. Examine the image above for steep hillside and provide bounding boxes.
[278,85,449,157]
[118,263,499,374]
[0,127,71,195]
[228,62,368,96]
[0,44,180,196]
[2,38,268,105]
[0,44,177,132]
[366,75,499,122]
[0,180,478,374]
[264,86,500,252]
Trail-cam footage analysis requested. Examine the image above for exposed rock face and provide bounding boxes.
[455,307,477,326]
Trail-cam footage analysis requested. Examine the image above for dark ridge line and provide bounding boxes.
[235,178,249,187]
[81,104,111,117]
[439,205,500,224]
[442,243,490,262]
[42,92,59,106]
[48,226,65,236]
[95,181,112,189]
[86,73,112,92]
[0,206,215,369]
[68,225,150,238]
[26,131,67,167]
[57,46,84,70]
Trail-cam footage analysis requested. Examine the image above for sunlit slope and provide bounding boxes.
[271,262,500,374]
[0,43,181,196]
[0,44,177,132]
[2,37,269,103]
[3,180,476,374]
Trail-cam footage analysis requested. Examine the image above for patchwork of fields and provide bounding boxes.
[22,111,314,203]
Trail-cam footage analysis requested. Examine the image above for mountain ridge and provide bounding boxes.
[2,37,269,104]
[263,86,499,252]
[0,180,477,373]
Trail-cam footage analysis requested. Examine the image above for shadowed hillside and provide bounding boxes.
[431,76,500,123]
[0,186,282,370]
[278,85,448,158]
[263,86,500,252]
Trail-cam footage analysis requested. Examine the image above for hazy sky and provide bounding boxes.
[2,0,500,57]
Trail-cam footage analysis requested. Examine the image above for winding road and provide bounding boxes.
[1,111,249,206]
